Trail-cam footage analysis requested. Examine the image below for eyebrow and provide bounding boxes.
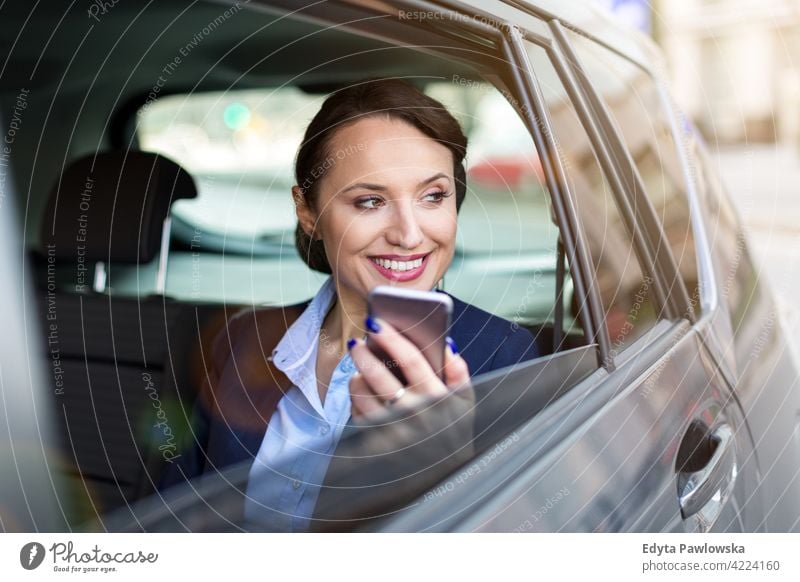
[341,172,450,194]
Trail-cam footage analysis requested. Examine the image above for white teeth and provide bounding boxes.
[371,256,425,271]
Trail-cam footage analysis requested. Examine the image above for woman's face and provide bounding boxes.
[295,116,458,301]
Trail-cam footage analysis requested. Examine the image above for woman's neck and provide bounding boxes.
[320,281,367,357]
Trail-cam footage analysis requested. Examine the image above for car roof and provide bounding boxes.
[0,0,660,95]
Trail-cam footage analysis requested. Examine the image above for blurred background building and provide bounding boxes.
[655,0,800,145]
[600,0,800,145]
[600,0,800,355]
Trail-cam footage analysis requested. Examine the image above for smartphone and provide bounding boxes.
[366,285,453,384]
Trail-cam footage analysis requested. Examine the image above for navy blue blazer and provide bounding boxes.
[159,292,539,491]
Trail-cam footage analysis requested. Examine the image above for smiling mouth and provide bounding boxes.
[367,252,431,281]
[368,254,426,272]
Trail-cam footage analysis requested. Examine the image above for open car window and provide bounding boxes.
[133,67,584,351]
[134,80,565,326]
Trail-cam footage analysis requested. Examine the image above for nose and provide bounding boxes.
[385,199,424,250]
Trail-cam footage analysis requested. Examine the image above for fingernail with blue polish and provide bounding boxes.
[365,316,381,333]
[446,336,459,355]
[347,338,357,351]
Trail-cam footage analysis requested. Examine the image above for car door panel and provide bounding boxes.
[449,323,751,532]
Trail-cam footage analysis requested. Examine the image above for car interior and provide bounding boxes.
[2,1,598,528]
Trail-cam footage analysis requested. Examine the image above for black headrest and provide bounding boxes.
[40,151,197,264]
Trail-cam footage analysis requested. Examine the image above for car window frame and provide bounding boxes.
[500,23,648,371]
[495,10,703,373]
[491,26,610,368]
[252,0,616,530]
[550,21,696,326]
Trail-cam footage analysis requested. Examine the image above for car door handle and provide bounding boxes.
[677,423,736,527]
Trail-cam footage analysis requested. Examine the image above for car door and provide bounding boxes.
[373,0,759,533]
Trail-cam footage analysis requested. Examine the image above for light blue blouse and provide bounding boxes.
[243,276,359,532]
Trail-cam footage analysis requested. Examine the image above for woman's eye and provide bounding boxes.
[355,196,384,210]
[422,190,448,203]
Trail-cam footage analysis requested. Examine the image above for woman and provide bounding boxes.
[160,79,539,530]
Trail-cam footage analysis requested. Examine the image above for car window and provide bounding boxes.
[565,31,700,317]
[524,41,663,358]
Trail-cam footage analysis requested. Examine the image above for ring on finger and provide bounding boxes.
[385,387,407,407]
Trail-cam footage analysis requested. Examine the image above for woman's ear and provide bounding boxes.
[292,185,320,240]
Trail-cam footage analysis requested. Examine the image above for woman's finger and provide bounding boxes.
[348,371,385,418]
[348,338,406,402]
[443,339,471,392]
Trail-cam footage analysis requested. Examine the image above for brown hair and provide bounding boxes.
[294,79,468,274]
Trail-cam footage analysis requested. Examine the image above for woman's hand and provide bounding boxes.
[347,317,471,418]
[319,318,476,523]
